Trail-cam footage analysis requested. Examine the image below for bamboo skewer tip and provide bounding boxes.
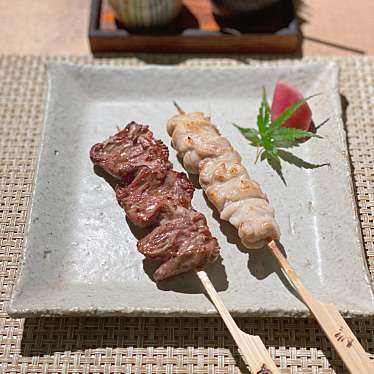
[267,241,373,373]
[173,101,185,114]
[196,270,279,374]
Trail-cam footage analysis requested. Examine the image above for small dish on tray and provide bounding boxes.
[8,62,374,317]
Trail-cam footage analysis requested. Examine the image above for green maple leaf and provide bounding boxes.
[234,87,329,184]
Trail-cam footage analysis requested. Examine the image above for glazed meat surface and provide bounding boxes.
[90,122,171,183]
[90,122,220,280]
[138,207,219,281]
[116,168,194,228]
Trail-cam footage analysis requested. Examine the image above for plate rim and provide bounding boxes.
[8,61,374,318]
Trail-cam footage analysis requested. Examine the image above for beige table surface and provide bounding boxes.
[0,0,373,56]
[1,2,374,374]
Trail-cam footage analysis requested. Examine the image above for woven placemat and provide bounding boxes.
[1,55,374,374]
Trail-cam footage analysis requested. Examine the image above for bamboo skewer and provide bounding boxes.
[268,241,373,373]
[175,102,278,372]
[172,102,373,374]
[196,270,279,374]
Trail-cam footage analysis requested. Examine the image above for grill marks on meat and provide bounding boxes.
[138,207,219,281]
[90,122,220,281]
[90,122,171,184]
[116,168,194,228]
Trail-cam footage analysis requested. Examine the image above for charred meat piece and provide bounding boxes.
[137,207,220,281]
[90,122,171,183]
[116,168,194,228]
[90,122,220,281]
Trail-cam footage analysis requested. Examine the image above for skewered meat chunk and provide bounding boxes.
[138,207,219,281]
[90,121,171,183]
[167,111,280,249]
[199,151,243,188]
[90,122,220,280]
[167,112,232,173]
[116,168,194,228]
[220,198,279,249]
[201,158,267,211]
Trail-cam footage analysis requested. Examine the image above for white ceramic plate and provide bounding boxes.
[8,62,374,317]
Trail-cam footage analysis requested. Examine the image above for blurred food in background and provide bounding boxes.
[211,0,281,16]
[211,0,294,34]
[108,0,183,29]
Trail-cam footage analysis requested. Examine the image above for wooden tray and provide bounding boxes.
[89,0,300,54]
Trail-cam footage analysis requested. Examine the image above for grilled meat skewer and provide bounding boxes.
[167,110,280,249]
[90,122,220,281]
[90,121,283,372]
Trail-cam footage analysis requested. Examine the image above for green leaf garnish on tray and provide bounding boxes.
[234,88,329,184]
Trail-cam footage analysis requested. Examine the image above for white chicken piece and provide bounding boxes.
[167,111,280,249]
[167,112,232,173]
[200,153,267,210]
[221,198,279,249]
[199,151,243,189]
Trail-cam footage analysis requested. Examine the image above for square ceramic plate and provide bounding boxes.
[8,62,374,317]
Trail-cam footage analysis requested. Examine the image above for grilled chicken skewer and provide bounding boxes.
[167,106,280,249]
[168,104,373,374]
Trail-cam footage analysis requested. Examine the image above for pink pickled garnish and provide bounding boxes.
[271,80,312,131]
